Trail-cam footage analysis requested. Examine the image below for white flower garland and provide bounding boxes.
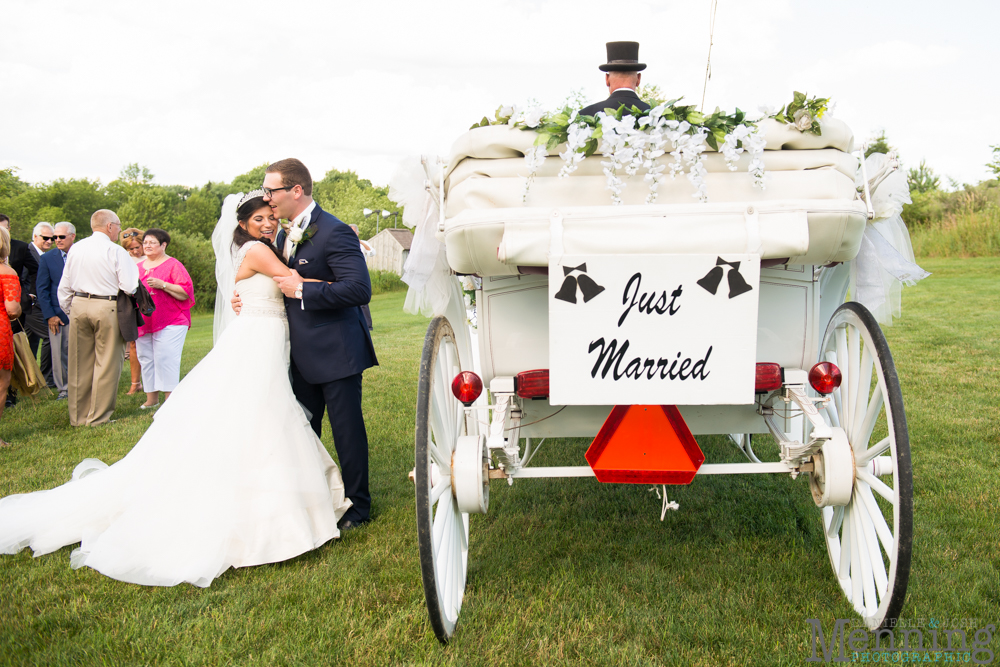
[533,113,768,205]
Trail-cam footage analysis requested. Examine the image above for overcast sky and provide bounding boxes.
[3,0,997,191]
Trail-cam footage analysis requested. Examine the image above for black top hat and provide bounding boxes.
[599,41,646,72]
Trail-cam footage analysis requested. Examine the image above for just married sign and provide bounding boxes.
[548,254,761,406]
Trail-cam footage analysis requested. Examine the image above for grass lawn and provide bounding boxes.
[1,259,997,666]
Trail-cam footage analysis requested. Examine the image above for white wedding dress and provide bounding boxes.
[0,241,351,587]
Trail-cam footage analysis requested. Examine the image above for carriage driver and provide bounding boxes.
[579,41,652,117]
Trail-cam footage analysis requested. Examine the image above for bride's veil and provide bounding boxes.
[212,193,242,344]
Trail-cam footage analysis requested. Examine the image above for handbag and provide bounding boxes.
[11,330,47,397]
[135,282,155,317]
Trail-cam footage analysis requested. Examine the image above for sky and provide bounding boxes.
[3,0,998,191]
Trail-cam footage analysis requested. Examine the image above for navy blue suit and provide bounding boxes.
[278,205,378,523]
[36,248,68,325]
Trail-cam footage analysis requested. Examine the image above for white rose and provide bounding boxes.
[522,109,544,128]
[288,227,304,243]
[793,109,814,132]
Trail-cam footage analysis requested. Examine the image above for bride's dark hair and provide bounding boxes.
[233,196,284,260]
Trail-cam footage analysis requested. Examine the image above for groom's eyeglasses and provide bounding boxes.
[54,235,69,240]
[262,186,295,197]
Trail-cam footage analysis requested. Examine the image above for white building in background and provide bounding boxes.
[366,228,413,276]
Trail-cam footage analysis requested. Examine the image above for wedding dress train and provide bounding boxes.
[0,260,351,587]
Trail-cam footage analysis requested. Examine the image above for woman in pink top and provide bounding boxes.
[136,229,195,409]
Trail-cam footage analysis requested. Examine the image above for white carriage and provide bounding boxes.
[402,116,917,643]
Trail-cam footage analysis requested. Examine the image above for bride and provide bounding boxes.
[0,190,351,587]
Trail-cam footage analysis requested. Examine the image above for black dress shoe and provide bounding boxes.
[337,517,368,533]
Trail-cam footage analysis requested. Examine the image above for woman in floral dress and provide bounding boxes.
[0,227,23,448]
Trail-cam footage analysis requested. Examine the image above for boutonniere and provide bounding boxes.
[288,223,317,248]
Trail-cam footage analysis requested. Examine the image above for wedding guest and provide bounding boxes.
[119,228,144,260]
[119,227,144,395]
[25,222,56,389]
[0,215,33,408]
[0,227,23,447]
[36,222,75,400]
[57,210,139,427]
[579,41,651,117]
[135,229,194,409]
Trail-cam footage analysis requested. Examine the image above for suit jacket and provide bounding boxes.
[579,88,650,117]
[8,239,36,315]
[26,243,43,299]
[36,248,68,324]
[276,205,378,385]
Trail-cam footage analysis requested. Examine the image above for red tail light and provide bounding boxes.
[809,362,842,394]
[515,369,549,399]
[451,371,483,405]
[755,363,783,393]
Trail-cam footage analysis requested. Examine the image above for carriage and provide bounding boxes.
[400,115,916,643]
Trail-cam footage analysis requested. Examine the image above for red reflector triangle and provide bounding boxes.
[585,405,705,484]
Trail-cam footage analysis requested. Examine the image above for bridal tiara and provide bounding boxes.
[238,189,266,209]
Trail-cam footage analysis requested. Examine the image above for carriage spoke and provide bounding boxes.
[847,327,861,437]
[430,476,452,505]
[430,380,454,452]
[851,347,874,444]
[855,485,889,598]
[858,483,894,557]
[835,329,851,432]
[857,469,896,507]
[839,506,853,598]
[852,388,884,454]
[856,437,891,466]
[852,492,879,615]
[454,395,466,444]
[451,513,464,616]
[826,505,845,539]
[441,506,456,616]
[433,491,454,555]
[429,441,451,473]
[848,504,865,615]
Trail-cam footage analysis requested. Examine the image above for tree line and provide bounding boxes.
[864,132,1000,229]
[0,163,403,311]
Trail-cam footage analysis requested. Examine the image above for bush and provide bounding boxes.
[369,269,406,295]
[165,231,216,312]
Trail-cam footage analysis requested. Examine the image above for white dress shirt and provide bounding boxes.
[58,231,140,314]
[283,200,317,259]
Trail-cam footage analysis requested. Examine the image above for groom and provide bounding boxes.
[264,158,378,532]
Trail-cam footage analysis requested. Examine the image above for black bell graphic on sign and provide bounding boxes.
[697,257,753,300]
[696,266,724,295]
[727,267,753,298]
[555,263,604,305]
[554,276,579,303]
[577,274,605,302]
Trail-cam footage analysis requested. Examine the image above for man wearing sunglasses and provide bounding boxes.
[26,222,56,389]
[36,222,75,399]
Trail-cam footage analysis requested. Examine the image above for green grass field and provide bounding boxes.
[1,258,997,666]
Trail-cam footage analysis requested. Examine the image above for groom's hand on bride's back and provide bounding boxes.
[231,289,242,314]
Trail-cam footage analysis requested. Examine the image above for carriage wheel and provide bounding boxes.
[817,302,913,629]
[415,316,470,643]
